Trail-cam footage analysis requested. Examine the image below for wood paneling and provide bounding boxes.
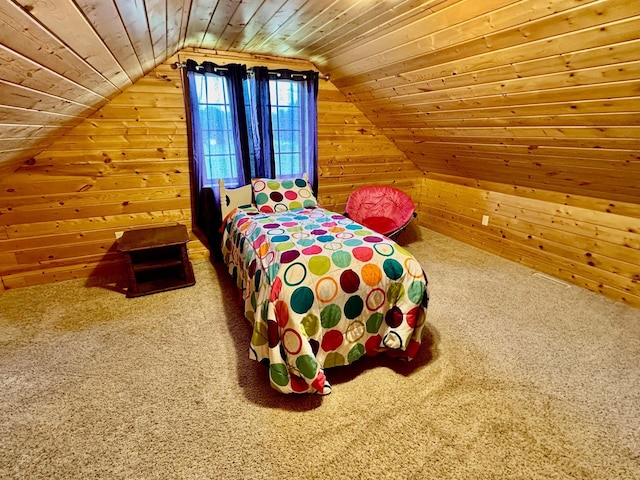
[13,0,132,90]
[420,173,640,307]
[324,0,640,203]
[0,0,638,307]
[316,81,423,212]
[0,57,201,289]
[2,0,638,202]
[0,50,420,290]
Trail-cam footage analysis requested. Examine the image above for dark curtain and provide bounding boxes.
[246,66,276,179]
[184,59,249,260]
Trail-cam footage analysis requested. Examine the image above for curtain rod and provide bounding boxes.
[171,61,330,81]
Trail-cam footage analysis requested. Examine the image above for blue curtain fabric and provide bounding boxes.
[246,66,276,180]
[184,60,248,258]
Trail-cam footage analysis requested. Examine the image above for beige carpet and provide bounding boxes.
[1,226,638,479]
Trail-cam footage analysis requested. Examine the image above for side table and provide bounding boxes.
[117,224,196,297]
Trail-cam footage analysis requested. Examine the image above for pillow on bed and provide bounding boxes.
[252,177,317,213]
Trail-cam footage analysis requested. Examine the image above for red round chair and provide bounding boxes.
[345,185,417,240]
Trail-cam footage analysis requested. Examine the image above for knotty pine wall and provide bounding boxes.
[1,48,636,308]
[420,174,640,307]
[0,49,422,291]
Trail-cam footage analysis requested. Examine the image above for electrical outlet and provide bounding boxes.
[481,215,489,226]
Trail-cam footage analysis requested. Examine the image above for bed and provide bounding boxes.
[219,176,430,394]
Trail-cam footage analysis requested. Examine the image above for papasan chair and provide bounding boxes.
[345,185,417,240]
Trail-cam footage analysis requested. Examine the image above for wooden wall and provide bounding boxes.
[330,0,640,206]
[1,2,636,308]
[1,46,636,308]
[420,174,640,307]
[0,57,200,290]
[0,49,422,290]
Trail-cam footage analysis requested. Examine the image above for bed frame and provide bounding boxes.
[218,179,253,219]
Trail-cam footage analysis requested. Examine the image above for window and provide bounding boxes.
[194,75,239,185]
[270,79,303,178]
[189,70,313,188]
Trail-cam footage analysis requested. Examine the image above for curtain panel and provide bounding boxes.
[246,66,276,180]
[184,60,249,259]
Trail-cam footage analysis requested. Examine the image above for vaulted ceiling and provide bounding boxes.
[1,0,639,202]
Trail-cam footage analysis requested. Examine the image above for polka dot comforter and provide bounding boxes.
[222,205,430,395]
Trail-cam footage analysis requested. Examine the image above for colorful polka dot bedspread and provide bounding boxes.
[221,205,430,395]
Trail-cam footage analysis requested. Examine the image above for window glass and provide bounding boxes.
[192,72,308,186]
[270,80,302,177]
[196,75,238,185]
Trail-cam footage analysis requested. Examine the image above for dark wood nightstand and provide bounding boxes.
[117,224,196,297]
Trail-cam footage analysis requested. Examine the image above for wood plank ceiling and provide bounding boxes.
[1,0,639,203]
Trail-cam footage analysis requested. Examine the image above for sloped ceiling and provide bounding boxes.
[1,0,639,202]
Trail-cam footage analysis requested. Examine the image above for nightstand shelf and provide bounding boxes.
[132,258,183,272]
[117,224,196,298]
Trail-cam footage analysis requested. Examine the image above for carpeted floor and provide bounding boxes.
[1,226,638,479]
